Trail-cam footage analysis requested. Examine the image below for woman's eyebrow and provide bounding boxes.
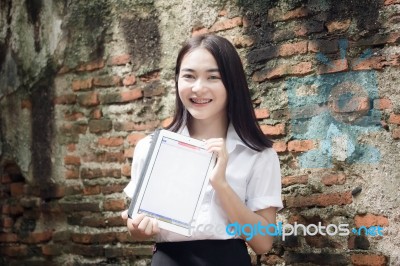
[180,68,220,72]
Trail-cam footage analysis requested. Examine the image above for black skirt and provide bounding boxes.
[151,239,252,266]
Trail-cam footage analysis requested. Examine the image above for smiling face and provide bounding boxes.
[177,48,228,125]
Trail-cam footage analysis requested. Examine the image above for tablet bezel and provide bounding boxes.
[128,129,217,236]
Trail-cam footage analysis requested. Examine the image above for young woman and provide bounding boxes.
[121,34,283,265]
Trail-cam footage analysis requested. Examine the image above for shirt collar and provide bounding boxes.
[179,123,248,154]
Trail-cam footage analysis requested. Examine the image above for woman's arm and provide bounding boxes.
[206,138,278,254]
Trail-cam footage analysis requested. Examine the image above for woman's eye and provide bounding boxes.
[182,74,194,79]
[209,75,221,80]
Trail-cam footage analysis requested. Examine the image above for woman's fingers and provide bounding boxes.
[121,209,128,219]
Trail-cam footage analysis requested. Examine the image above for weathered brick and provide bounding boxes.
[308,39,339,54]
[42,244,62,256]
[121,162,131,175]
[77,92,99,107]
[352,56,386,70]
[285,191,352,207]
[127,133,146,145]
[103,199,126,211]
[83,185,101,195]
[348,235,370,250]
[352,32,400,47]
[143,81,165,97]
[254,108,270,119]
[192,27,209,36]
[70,244,104,256]
[284,252,348,265]
[20,231,52,244]
[10,182,25,197]
[114,121,159,131]
[288,140,315,152]
[101,184,126,195]
[0,217,13,228]
[29,185,65,199]
[52,230,71,243]
[294,21,324,37]
[71,232,116,244]
[83,152,123,170]
[326,19,351,33]
[305,235,340,248]
[60,123,88,135]
[67,143,76,152]
[72,78,93,91]
[60,202,101,212]
[107,216,127,227]
[98,137,124,147]
[209,17,242,32]
[354,213,389,227]
[317,59,349,74]
[385,0,400,4]
[392,128,400,139]
[65,168,79,179]
[253,62,313,81]
[322,173,346,186]
[282,175,308,187]
[64,155,81,166]
[76,59,105,72]
[388,113,400,124]
[232,35,255,48]
[93,75,122,87]
[273,141,287,153]
[1,175,11,184]
[141,71,161,82]
[54,94,77,105]
[81,168,121,179]
[91,108,102,119]
[247,46,277,64]
[108,54,132,66]
[124,147,134,159]
[64,111,84,121]
[279,41,308,57]
[351,254,387,266]
[0,245,29,257]
[260,124,285,136]
[0,233,18,242]
[268,7,310,22]
[123,74,136,86]
[104,245,153,257]
[88,119,112,133]
[121,88,143,102]
[373,98,392,110]
[260,255,285,265]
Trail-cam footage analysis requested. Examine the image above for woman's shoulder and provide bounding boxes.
[255,146,279,164]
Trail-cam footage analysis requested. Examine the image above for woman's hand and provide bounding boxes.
[121,210,160,240]
[205,138,229,189]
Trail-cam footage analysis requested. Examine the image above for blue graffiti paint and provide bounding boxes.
[287,40,381,168]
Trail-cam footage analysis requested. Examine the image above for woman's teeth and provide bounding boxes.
[190,98,212,104]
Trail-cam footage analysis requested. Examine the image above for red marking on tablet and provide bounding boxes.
[178,141,200,150]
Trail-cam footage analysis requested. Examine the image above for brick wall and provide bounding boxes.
[1,0,399,265]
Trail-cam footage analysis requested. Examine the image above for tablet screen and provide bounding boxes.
[137,135,214,229]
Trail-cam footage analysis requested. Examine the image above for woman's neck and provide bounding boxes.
[188,116,229,140]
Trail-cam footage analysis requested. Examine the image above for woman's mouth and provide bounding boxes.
[190,98,212,104]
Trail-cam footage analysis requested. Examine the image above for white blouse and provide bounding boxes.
[124,124,283,242]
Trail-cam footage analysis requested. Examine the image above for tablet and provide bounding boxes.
[127,129,217,236]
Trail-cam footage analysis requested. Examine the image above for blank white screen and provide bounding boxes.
[139,137,212,227]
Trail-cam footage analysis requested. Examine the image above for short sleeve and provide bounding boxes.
[245,148,283,212]
[123,136,152,198]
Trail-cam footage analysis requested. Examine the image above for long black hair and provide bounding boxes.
[167,34,272,151]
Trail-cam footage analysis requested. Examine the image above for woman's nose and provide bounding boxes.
[192,79,206,93]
